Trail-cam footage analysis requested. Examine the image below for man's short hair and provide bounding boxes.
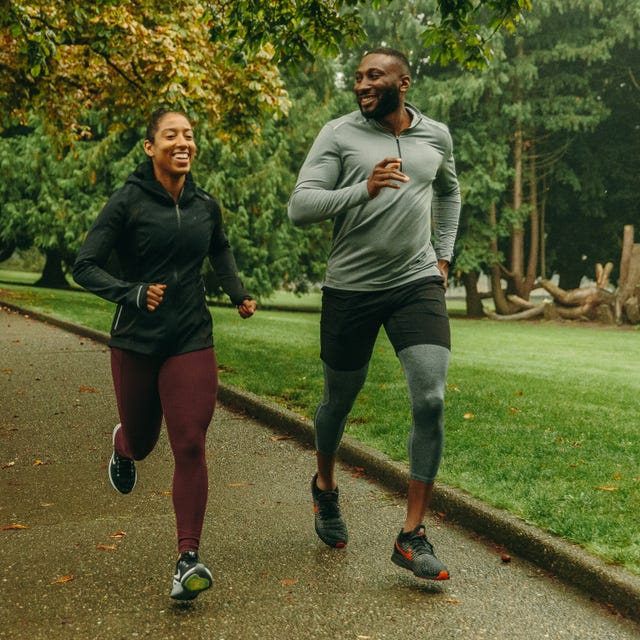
[364,47,411,77]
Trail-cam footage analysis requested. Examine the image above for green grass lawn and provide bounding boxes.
[1,281,639,575]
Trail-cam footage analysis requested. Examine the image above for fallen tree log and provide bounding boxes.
[537,279,616,307]
[484,305,545,321]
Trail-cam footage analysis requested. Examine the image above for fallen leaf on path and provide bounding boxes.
[445,599,460,604]
[280,578,299,587]
[2,461,15,468]
[0,523,28,531]
[79,386,97,393]
[33,459,46,466]
[508,407,521,415]
[228,482,253,488]
[596,486,619,491]
[96,543,117,551]
[269,435,293,441]
[52,574,74,585]
[463,413,474,420]
[109,531,126,539]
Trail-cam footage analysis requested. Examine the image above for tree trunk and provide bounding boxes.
[461,271,484,318]
[540,173,547,280]
[509,125,525,297]
[508,43,526,300]
[524,143,539,294]
[34,249,70,289]
[616,225,639,324]
[0,242,16,264]
[489,202,514,315]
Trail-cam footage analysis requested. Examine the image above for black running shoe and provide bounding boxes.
[311,473,348,548]
[170,551,213,601]
[391,524,449,580]
[108,424,136,494]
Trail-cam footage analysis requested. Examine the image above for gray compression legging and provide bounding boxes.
[314,343,450,483]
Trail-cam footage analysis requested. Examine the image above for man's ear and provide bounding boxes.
[400,75,411,94]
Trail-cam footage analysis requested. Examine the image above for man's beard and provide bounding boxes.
[360,85,401,120]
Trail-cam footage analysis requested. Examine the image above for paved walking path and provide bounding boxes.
[2,306,640,640]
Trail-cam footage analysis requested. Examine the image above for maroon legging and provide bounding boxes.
[110,347,218,554]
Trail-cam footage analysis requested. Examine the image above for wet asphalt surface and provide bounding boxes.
[2,306,640,640]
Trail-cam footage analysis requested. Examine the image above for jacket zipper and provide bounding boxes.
[113,304,123,331]
[174,204,181,283]
[395,137,403,171]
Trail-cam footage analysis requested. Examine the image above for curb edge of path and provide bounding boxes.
[3,300,640,622]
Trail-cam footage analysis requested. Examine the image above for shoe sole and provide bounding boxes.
[170,567,212,601]
[391,552,450,580]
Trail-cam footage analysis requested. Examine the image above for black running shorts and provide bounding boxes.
[320,277,451,371]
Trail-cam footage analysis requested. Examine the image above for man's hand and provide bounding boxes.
[367,157,409,199]
[146,283,167,311]
[437,260,450,288]
[237,298,257,319]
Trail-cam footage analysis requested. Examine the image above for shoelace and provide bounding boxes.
[317,492,341,519]
[408,531,435,556]
[115,453,134,477]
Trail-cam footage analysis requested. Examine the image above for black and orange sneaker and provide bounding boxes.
[391,524,449,580]
[170,551,213,601]
[311,473,348,548]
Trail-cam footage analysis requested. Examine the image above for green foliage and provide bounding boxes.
[0,117,141,277]
[194,86,337,298]
[424,0,532,69]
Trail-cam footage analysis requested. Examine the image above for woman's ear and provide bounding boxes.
[143,139,154,158]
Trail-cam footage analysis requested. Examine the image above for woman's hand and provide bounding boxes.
[146,283,167,311]
[237,298,257,319]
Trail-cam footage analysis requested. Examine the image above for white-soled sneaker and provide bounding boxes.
[170,551,213,601]
[108,424,136,494]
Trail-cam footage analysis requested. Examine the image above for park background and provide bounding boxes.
[1,0,640,581]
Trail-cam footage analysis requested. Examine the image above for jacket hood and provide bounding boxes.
[126,160,197,204]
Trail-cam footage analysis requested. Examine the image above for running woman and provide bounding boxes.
[74,108,256,600]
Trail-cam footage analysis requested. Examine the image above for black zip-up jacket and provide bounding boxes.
[73,160,251,357]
